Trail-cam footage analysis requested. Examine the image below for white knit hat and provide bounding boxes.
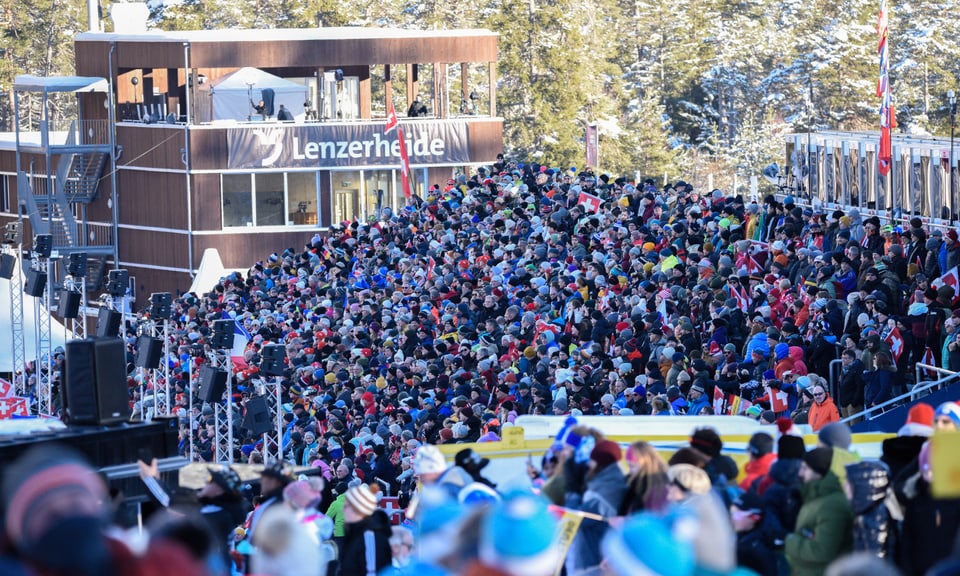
[344,484,378,517]
[414,445,447,475]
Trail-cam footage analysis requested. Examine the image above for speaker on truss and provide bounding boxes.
[242,395,274,435]
[149,292,173,320]
[24,268,47,297]
[96,308,122,338]
[136,335,163,370]
[64,337,131,426]
[58,289,81,319]
[199,365,228,403]
[106,269,129,297]
[259,344,286,376]
[0,254,14,280]
[32,234,52,258]
[212,319,235,349]
[67,252,88,278]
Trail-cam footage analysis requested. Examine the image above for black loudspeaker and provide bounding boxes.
[64,338,131,425]
[149,292,173,320]
[24,268,46,297]
[136,335,163,370]
[64,339,98,424]
[242,395,274,435]
[93,338,131,425]
[212,320,235,349]
[199,365,228,403]
[107,269,129,297]
[0,254,14,280]
[58,289,81,319]
[260,344,286,376]
[96,308,122,338]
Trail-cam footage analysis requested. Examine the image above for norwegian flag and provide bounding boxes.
[577,191,602,213]
[384,99,399,135]
[713,386,726,415]
[0,377,13,398]
[727,394,754,416]
[884,327,904,363]
[0,397,29,419]
[767,386,790,413]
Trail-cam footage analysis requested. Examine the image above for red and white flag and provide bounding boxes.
[384,100,399,135]
[577,191,602,213]
[922,347,937,378]
[0,396,29,419]
[884,327,904,363]
[933,266,960,298]
[767,386,790,413]
[0,377,13,398]
[727,394,754,416]
[712,386,726,415]
[397,126,412,199]
[426,256,436,282]
[877,0,893,176]
[730,285,750,312]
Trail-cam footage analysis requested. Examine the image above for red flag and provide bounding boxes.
[884,327,904,363]
[397,126,412,199]
[767,386,790,413]
[577,191,602,213]
[712,386,726,414]
[877,0,892,176]
[731,285,749,312]
[922,347,937,378]
[426,256,436,282]
[384,100,398,135]
[727,394,753,416]
[0,377,13,398]
[0,397,28,419]
[933,266,960,298]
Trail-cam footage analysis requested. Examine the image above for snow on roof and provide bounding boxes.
[76,27,496,44]
[14,75,109,93]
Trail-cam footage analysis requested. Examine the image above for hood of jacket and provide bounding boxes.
[801,470,844,502]
[768,457,803,486]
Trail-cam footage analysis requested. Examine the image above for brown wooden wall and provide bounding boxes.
[117,170,188,229]
[193,231,319,269]
[118,228,190,270]
[125,264,194,299]
[116,125,186,171]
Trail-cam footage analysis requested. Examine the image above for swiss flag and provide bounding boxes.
[0,377,13,398]
[922,347,937,378]
[384,99,399,135]
[0,397,29,419]
[577,191,602,213]
[379,496,406,525]
[884,327,904,363]
[768,386,790,413]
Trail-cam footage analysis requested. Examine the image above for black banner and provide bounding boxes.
[227,120,471,169]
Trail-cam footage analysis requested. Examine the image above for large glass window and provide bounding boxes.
[364,170,394,218]
[289,173,318,225]
[255,173,285,226]
[222,172,318,229]
[223,174,253,227]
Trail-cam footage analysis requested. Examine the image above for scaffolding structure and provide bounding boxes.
[3,223,25,395]
[30,251,54,416]
[212,350,235,464]
[256,376,285,463]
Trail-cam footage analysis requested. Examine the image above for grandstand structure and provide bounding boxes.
[0,27,503,300]
[786,131,958,224]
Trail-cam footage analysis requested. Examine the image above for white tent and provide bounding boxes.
[0,259,71,373]
[188,248,245,297]
[206,67,308,122]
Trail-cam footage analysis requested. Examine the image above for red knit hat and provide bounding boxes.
[590,440,622,470]
[905,403,934,426]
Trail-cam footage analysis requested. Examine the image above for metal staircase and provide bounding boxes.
[63,150,108,204]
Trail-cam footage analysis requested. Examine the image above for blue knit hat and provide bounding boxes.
[774,343,790,360]
[554,416,582,449]
[601,513,695,576]
[480,492,560,576]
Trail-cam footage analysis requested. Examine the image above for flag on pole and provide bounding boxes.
[884,326,904,363]
[922,347,938,378]
[727,394,754,416]
[384,99,399,135]
[877,0,892,176]
[232,318,251,361]
[767,386,790,413]
[730,285,750,312]
[397,126,412,199]
[0,377,13,398]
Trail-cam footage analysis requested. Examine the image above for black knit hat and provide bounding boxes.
[778,435,806,460]
[803,447,833,477]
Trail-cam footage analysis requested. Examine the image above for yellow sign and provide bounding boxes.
[502,426,525,449]
[931,430,960,499]
[554,510,584,576]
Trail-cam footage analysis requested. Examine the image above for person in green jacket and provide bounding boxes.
[785,447,853,576]
[817,422,861,486]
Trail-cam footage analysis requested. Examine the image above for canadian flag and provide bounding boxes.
[0,377,13,398]
[730,285,750,312]
[884,327,904,363]
[713,386,726,414]
[578,191,602,213]
[768,386,790,413]
[0,397,29,419]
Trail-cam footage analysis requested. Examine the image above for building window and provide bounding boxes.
[0,175,10,213]
[222,172,319,229]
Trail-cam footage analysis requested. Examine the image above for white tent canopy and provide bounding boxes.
[188,248,245,297]
[0,259,71,373]
[204,67,308,122]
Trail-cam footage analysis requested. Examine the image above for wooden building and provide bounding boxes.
[1,27,502,301]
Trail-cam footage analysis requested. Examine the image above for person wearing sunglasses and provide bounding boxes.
[807,386,840,432]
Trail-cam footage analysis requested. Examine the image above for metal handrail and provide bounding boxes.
[914,363,957,387]
[840,364,960,424]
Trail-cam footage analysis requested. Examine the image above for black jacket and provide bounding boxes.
[837,359,866,408]
[896,467,960,575]
[340,510,393,576]
[847,461,897,559]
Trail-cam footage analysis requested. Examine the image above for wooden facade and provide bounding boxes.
[33,28,507,301]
